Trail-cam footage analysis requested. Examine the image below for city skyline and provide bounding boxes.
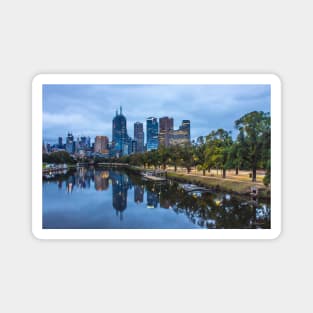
[43,84,271,144]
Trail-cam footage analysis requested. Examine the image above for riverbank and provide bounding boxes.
[87,163,270,199]
[166,171,270,198]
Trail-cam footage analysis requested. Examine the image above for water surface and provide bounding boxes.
[43,167,270,229]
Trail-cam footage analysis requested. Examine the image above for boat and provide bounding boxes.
[142,170,167,181]
[178,183,210,193]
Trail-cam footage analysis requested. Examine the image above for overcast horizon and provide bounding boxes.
[43,84,271,144]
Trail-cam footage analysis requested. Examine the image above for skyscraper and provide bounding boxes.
[146,117,158,151]
[159,116,174,147]
[134,122,144,153]
[180,120,191,141]
[58,137,63,148]
[168,120,191,146]
[112,107,129,156]
[94,136,109,154]
[65,132,75,154]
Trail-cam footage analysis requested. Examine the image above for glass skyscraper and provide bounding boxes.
[146,117,158,151]
[159,116,173,147]
[112,107,129,156]
[134,122,144,153]
[65,132,75,154]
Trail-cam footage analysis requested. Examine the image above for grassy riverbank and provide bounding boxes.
[166,171,270,198]
[88,164,271,199]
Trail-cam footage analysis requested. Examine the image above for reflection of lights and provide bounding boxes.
[101,171,109,179]
[215,199,221,206]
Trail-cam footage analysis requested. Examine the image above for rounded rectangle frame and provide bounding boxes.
[32,74,281,239]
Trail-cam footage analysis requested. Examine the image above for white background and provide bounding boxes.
[0,0,311,312]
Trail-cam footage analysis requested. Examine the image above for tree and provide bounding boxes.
[235,111,270,182]
[205,129,233,178]
[194,143,208,176]
[158,147,170,169]
[168,145,180,171]
[229,139,243,175]
[179,146,195,173]
[43,151,75,164]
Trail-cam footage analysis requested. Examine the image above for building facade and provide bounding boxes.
[94,136,109,154]
[158,116,174,147]
[65,132,75,154]
[134,122,144,153]
[168,120,191,146]
[112,107,129,156]
[180,120,191,141]
[146,117,159,151]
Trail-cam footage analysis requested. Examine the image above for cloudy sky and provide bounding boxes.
[43,84,270,144]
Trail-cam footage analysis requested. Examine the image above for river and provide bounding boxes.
[42,167,270,229]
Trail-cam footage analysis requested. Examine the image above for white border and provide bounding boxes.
[32,74,281,240]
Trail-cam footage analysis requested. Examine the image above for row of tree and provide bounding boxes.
[43,150,76,164]
[42,111,270,186]
[117,111,271,185]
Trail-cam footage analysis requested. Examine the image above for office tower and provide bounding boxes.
[180,120,191,141]
[42,142,47,154]
[169,120,191,146]
[86,136,91,148]
[146,117,158,151]
[134,122,144,153]
[159,116,174,147]
[94,136,109,154]
[131,140,137,154]
[196,136,204,145]
[79,136,87,150]
[58,137,63,148]
[112,106,129,156]
[65,132,75,154]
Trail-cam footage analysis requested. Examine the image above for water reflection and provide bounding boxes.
[43,167,271,229]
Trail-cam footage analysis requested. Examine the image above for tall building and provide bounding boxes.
[180,120,191,141]
[169,120,191,146]
[134,122,144,153]
[146,117,158,151]
[94,136,109,154]
[58,137,63,148]
[42,141,47,154]
[131,140,137,154]
[112,107,129,156]
[159,116,174,147]
[65,132,75,154]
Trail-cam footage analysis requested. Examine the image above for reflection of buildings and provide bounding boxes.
[160,197,170,209]
[110,171,130,220]
[134,185,144,203]
[57,179,63,189]
[147,190,159,208]
[66,175,75,193]
[94,170,109,191]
